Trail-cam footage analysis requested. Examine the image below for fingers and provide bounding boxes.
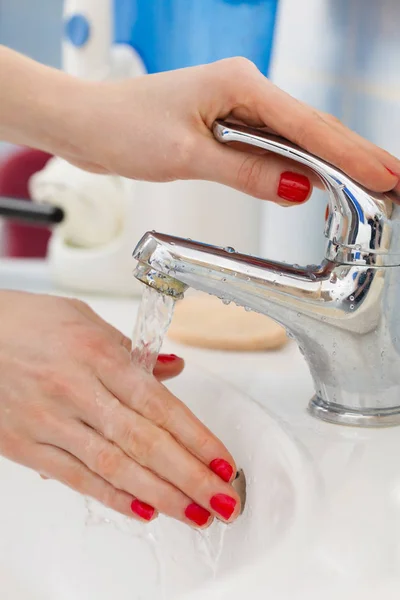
[153,354,185,381]
[53,421,214,528]
[203,58,399,193]
[195,138,314,204]
[96,394,241,523]
[29,443,149,520]
[248,77,397,192]
[98,365,236,478]
[318,109,400,186]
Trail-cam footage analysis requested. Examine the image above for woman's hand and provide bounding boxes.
[62,57,400,202]
[0,291,239,527]
[2,48,399,202]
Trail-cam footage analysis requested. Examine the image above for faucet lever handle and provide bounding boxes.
[213,120,400,267]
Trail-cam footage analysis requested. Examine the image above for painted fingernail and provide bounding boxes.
[157,353,180,364]
[210,494,237,520]
[185,503,211,526]
[278,172,311,203]
[210,458,234,483]
[130,499,155,521]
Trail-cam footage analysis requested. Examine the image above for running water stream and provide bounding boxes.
[131,285,176,371]
[85,284,229,594]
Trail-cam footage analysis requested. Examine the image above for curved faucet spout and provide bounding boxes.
[133,231,333,323]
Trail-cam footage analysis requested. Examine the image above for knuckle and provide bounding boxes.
[62,463,86,491]
[170,133,197,179]
[38,367,75,400]
[120,335,132,353]
[226,56,258,76]
[138,388,173,430]
[0,430,21,460]
[321,111,342,127]
[293,118,312,149]
[185,462,213,492]
[122,423,166,465]
[68,298,88,312]
[94,448,122,482]
[193,431,214,456]
[100,485,120,510]
[237,155,267,198]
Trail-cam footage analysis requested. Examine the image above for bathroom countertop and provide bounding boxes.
[2,258,400,600]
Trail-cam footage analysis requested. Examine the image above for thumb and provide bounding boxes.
[195,138,317,206]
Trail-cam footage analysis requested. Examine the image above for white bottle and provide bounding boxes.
[32,0,261,296]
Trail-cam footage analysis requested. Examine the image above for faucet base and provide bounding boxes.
[308,396,400,428]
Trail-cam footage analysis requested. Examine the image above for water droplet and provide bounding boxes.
[222,298,231,306]
[222,278,227,282]
[169,241,175,246]
[350,304,355,310]
[293,263,300,269]
[224,246,235,253]
[381,350,385,358]
[299,346,305,355]
[297,312,301,318]
[233,272,237,277]
[246,277,251,282]
[244,306,251,312]
[310,273,317,281]
[287,331,295,339]
[349,295,355,301]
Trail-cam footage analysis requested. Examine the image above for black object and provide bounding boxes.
[0,196,64,225]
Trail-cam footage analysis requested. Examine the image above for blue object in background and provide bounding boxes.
[114,0,279,75]
[64,14,91,48]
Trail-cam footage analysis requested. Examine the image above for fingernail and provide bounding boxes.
[157,353,180,364]
[278,172,311,203]
[185,503,211,526]
[131,499,155,521]
[210,458,234,483]
[210,494,237,520]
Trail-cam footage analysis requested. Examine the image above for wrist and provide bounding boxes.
[0,46,93,160]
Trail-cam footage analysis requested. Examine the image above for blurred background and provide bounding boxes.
[0,0,399,293]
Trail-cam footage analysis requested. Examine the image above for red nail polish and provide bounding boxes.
[130,499,155,521]
[210,458,234,483]
[157,354,180,364]
[185,503,211,526]
[278,172,311,203]
[210,494,237,520]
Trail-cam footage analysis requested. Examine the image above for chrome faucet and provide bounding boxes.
[133,120,400,427]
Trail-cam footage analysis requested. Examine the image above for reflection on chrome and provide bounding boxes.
[133,121,400,427]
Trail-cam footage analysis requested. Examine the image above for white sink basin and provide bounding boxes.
[2,261,400,599]
[0,363,313,600]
